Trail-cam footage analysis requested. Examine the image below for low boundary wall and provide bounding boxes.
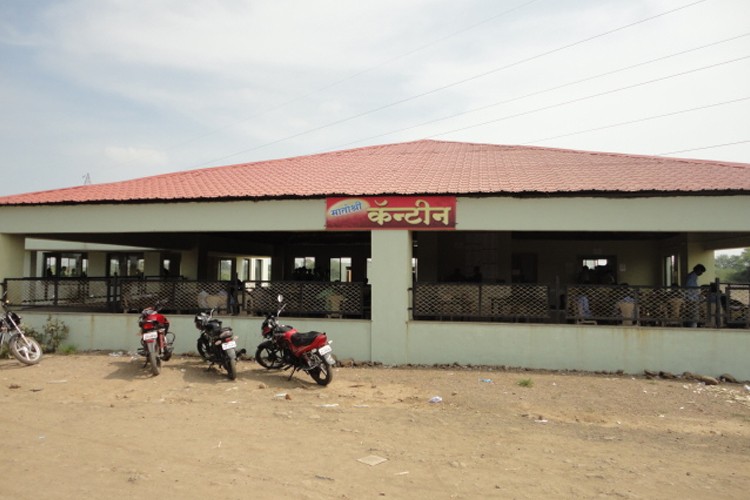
[17,312,750,380]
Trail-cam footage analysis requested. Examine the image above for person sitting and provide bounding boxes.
[613,284,637,325]
[577,295,592,319]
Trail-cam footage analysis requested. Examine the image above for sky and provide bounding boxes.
[1,0,749,197]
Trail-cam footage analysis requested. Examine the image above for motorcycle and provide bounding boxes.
[255,295,335,386]
[137,300,175,376]
[0,293,43,365]
[194,308,239,380]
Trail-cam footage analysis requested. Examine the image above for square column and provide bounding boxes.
[370,230,412,364]
[0,233,26,292]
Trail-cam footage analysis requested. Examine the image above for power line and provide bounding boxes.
[427,55,750,139]
[165,0,544,156]
[520,96,750,145]
[329,32,750,150]
[659,140,750,157]
[188,0,708,167]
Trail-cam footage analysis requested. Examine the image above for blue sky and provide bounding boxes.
[1,0,749,196]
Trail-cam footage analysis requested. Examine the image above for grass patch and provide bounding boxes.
[59,344,78,355]
[517,378,534,388]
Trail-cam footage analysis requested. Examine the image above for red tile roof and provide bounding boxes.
[1,140,749,206]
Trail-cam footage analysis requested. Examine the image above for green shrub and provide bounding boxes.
[37,315,70,353]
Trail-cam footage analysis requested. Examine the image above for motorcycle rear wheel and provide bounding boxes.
[9,335,42,365]
[255,341,284,369]
[147,345,161,376]
[308,353,333,386]
[224,350,237,381]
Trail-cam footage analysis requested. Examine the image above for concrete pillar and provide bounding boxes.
[0,233,26,290]
[144,251,161,276]
[88,253,107,277]
[370,230,412,364]
[181,248,199,279]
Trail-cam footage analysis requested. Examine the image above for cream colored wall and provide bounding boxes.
[19,311,372,362]
[458,196,750,232]
[407,321,750,380]
[5,195,748,235]
[0,199,325,234]
[18,311,750,380]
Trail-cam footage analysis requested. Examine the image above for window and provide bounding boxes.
[294,257,315,280]
[664,254,679,286]
[578,256,617,284]
[44,252,88,277]
[329,257,352,282]
[107,253,144,277]
[161,252,181,277]
[218,259,233,281]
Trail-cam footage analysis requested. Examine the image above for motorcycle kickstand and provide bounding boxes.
[287,366,299,381]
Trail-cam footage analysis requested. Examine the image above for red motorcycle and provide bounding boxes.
[255,295,335,386]
[137,300,175,376]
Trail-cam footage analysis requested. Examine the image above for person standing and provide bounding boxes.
[684,264,706,327]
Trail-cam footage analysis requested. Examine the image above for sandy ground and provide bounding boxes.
[1,352,749,500]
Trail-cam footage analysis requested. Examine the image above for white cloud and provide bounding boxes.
[103,146,168,166]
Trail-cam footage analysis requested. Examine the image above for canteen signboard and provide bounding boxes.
[326,196,456,230]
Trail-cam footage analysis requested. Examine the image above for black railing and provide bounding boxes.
[1,277,369,318]
[412,282,556,322]
[3,277,748,327]
[412,281,750,328]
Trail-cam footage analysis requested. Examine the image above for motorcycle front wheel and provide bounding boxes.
[308,353,333,386]
[9,335,42,365]
[255,341,284,369]
[147,343,161,376]
[197,336,210,361]
[160,338,173,362]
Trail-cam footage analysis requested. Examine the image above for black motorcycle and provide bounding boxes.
[194,309,239,380]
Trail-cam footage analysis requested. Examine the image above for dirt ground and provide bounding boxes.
[1,353,749,500]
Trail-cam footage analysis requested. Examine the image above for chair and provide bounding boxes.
[197,292,227,312]
[575,296,597,325]
[662,298,684,326]
[617,301,637,326]
[326,294,345,318]
[703,301,723,328]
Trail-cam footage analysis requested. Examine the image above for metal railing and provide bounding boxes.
[1,277,369,318]
[3,276,748,327]
[412,281,750,328]
[412,282,554,322]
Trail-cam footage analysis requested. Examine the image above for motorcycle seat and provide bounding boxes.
[290,331,324,347]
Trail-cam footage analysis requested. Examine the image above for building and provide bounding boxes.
[1,140,749,377]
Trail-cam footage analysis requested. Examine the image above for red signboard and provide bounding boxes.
[326,196,456,230]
